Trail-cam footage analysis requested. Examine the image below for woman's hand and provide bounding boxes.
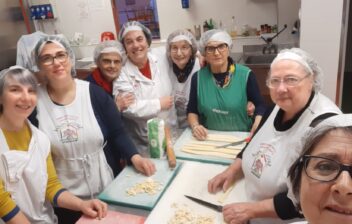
[191,124,208,140]
[208,159,243,193]
[223,199,277,224]
[246,101,255,117]
[208,167,236,193]
[159,96,174,110]
[115,92,135,112]
[131,154,156,176]
[79,199,108,220]
[223,202,255,224]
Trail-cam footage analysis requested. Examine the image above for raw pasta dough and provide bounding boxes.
[181,134,245,158]
[205,134,242,143]
[182,148,238,158]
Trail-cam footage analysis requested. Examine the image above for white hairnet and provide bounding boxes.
[198,29,232,55]
[33,34,76,77]
[93,40,126,64]
[271,48,323,92]
[166,29,198,64]
[118,21,152,46]
[16,31,47,73]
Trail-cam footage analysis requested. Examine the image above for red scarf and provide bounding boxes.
[92,68,112,94]
[139,60,151,79]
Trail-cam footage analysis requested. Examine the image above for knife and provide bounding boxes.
[185,195,223,212]
[215,137,250,149]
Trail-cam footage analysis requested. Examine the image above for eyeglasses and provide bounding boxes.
[301,155,352,182]
[266,74,310,89]
[39,51,68,66]
[205,43,228,54]
[101,58,122,66]
[170,45,191,54]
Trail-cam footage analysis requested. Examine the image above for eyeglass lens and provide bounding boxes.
[304,156,352,182]
[266,75,309,88]
[40,51,68,65]
[171,45,191,53]
[206,43,227,54]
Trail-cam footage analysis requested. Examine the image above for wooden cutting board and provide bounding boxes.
[98,158,181,210]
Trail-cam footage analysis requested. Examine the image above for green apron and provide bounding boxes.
[197,64,252,131]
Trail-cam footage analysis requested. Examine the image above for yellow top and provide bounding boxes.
[0,123,64,219]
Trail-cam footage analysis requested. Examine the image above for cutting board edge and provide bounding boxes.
[98,161,183,210]
[175,155,232,165]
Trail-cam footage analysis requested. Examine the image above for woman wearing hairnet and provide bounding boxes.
[165,29,200,132]
[288,114,352,224]
[86,40,134,111]
[29,35,155,223]
[113,21,176,157]
[187,29,266,140]
[208,48,341,224]
[0,66,108,224]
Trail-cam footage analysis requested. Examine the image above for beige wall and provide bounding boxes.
[300,0,345,103]
[155,0,277,40]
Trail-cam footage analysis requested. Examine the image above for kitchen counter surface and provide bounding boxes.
[104,160,246,223]
[145,161,246,223]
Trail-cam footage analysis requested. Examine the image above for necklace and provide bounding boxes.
[213,63,235,88]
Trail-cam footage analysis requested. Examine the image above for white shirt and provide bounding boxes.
[113,48,176,156]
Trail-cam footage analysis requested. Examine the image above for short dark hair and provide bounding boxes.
[288,125,352,209]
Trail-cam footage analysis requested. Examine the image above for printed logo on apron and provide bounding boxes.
[175,90,187,111]
[55,115,82,143]
[250,143,276,178]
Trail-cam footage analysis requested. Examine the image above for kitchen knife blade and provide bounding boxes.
[185,195,223,212]
[215,137,249,148]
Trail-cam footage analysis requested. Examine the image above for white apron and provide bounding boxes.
[169,58,200,130]
[242,93,341,224]
[113,49,176,157]
[0,122,57,224]
[36,79,113,199]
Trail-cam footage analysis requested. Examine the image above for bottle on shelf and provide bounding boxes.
[230,16,237,38]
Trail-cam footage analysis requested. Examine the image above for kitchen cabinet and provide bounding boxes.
[246,64,273,106]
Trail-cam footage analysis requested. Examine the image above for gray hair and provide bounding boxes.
[288,114,352,208]
[33,34,76,77]
[166,29,198,65]
[198,29,233,55]
[93,40,126,64]
[118,21,152,47]
[0,66,38,113]
[270,48,323,92]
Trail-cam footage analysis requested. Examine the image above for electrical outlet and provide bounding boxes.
[29,4,54,20]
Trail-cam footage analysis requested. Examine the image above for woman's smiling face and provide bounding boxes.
[299,129,352,224]
[123,30,149,66]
